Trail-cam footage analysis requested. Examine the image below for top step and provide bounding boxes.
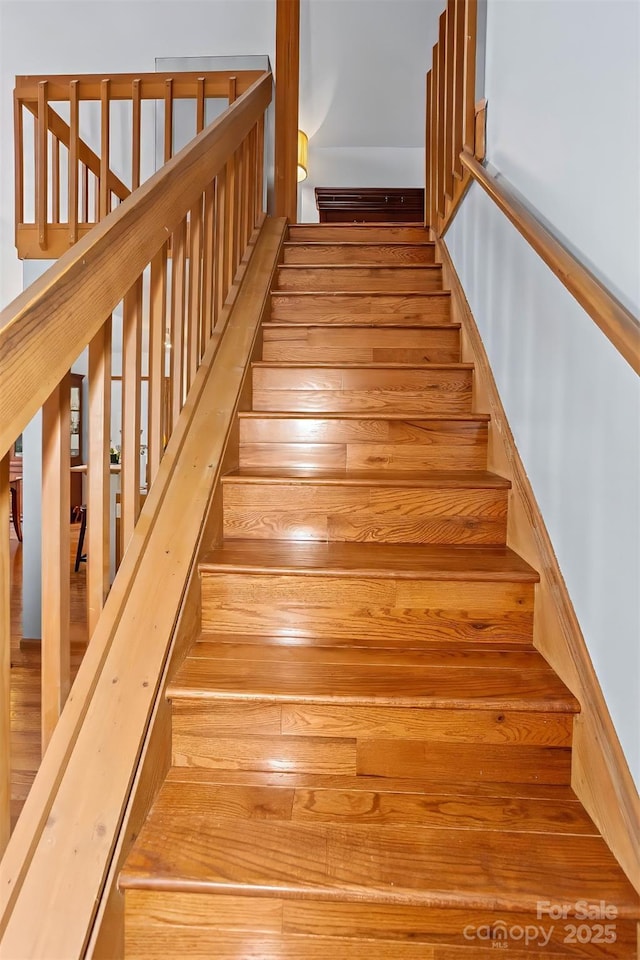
[288,224,430,243]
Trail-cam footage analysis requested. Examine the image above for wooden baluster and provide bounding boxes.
[187,197,203,389]
[0,453,9,855]
[68,81,79,245]
[452,0,466,179]
[41,376,71,753]
[201,181,216,344]
[87,320,112,633]
[164,78,173,163]
[444,0,455,199]
[255,115,265,224]
[132,79,141,191]
[436,13,447,218]
[241,138,250,251]
[430,44,439,228]
[51,136,60,223]
[37,80,48,249]
[463,0,478,155]
[215,168,227,322]
[196,77,205,135]
[14,93,24,237]
[225,153,236,294]
[100,79,111,220]
[80,163,88,223]
[148,246,167,485]
[170,219,187,430]
[121,278,143,554]
[425,70,432,228]
[244,133,253,244]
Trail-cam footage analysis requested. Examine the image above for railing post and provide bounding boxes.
[275,0,300,222]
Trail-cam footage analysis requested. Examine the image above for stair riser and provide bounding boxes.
[222,484,508,545]
[172,700,574,750]
[252,367,473,415]
[288,225,431,242]
[270,292,451,324]
[238,417,489,472]
[126,891,636,959]
[261,326,460,363]
[171,729,571,785]
[282,244,436,265]
[275,266,443,292]
[200,574,535,646]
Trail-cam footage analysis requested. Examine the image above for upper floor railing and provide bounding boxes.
[425,0,639,374]
[13,69,265,258]
[1,67,272,861]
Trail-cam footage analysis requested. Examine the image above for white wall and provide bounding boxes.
[0,0,276,310]
[0,0,443,308]
[299,0,441,222]
[446,0,640,783]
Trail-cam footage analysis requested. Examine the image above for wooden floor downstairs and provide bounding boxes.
[119,223,639,958]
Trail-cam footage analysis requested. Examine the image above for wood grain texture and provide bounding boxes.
[0,71,272,460]
[0,219,286,960]
[252,362,474,414]
[270,291,451,324]
[222,473,508,545]
[287,225,430,243]
[275,265,443,293]
[261,322,460,363]
[282,243,436,265]
[238,413,489,472]
[120,803,639,916]
[274,0,300,222]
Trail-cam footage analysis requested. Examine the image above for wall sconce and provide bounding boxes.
[297,130,308,182]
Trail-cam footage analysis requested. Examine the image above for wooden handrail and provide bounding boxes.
[0,71,272,461]
[14,69,266,257]
[0,218,286,957]
[1,68,271,868]
[460,150,640,375]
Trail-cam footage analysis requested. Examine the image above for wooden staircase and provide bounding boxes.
[119,224,639,958]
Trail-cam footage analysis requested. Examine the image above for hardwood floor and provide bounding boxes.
[9,522,88,829]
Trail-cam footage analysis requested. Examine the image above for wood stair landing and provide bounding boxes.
[120,223,639,958]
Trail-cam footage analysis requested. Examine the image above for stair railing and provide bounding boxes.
[14,69,265,258]
[0,68,272,862]
[425,0,639,373]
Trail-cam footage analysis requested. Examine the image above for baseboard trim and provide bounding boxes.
[437,237,640,893]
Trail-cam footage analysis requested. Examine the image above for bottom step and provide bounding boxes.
[121,771,639,959]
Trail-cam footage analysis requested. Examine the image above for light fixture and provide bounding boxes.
[297,130,308,182]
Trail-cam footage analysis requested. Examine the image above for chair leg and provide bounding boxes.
[74,505,87,572]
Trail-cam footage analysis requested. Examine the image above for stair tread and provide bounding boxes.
[283,242,436,249]
[277,264,442,271]
[132,775,598,837]
[163,766,582,802]
[238,411,490,421]
[262,321,460,330]
[168,640,579,711]
[200,541,539,582]
[253,361,473,369]
[119,786,639,915]
[221,468,510,488]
